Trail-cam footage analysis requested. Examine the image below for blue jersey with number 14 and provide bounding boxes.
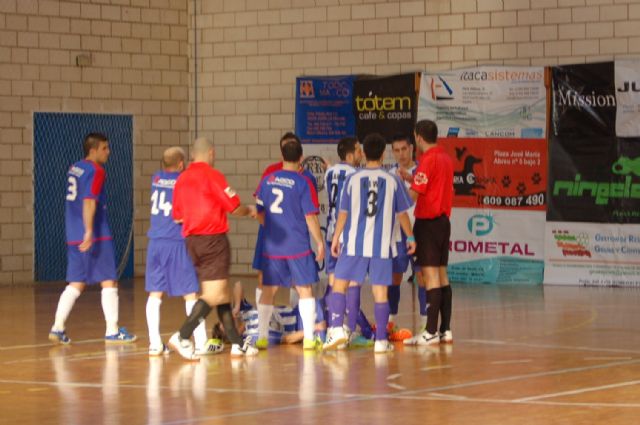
[256,170,319,258]
[147,170,182,240]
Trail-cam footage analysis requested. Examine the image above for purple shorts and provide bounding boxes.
[145,238,199,296]
[66,240,117,284]
[334,254,392,286]
[262,253,319,287]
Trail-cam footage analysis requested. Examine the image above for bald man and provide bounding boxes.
[145,147,222,357]
[169,137,259,360]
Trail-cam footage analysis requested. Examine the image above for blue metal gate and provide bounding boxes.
[33,113,134,281]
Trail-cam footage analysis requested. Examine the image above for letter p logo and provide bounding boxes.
[467,214,494,237]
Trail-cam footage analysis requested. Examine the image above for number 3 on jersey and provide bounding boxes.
[151,189,172,216]
[66,176,78,201]
[270,188,284,214]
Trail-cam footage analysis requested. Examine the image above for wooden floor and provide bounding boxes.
[2,278,640,424]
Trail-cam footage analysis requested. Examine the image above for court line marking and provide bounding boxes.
[420,365,452,371]
[387,383,406,390]
[584,356,633,361]
[386,373,401,380]
[514,379,640,402]
[464,338,640,355]
[491,359,532,365]
[393,394,640,409]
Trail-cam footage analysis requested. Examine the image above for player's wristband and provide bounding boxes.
[406,236,415,243]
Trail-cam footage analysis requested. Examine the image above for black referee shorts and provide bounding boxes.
[414,215,451,267]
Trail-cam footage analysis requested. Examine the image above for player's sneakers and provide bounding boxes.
[416,330,440,346]
[168,332,199,361]
[148,343,170,356]
[402,325,426,345]
[349,333,374,348]
[254,337,269,350]
[374,339,394,353]
[389,326,413,342]
[323,326,347,351]
[195,338,224,356]
[337,325,350,350]
[440,330,453,344]
[49,330,71,345]
[231,337,259,356]
[105,327,137,344]
[303,336,322,351]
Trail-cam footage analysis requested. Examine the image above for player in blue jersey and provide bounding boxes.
[323,137,373,347]
[323,133,416,354]
[386,135,424,342]
[49,133,136,344]
[145,147,223,357]
[255,137,325,351]
[252,132,318,310]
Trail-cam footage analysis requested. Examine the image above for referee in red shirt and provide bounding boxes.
[408,120,454,346]
[168,137,258,360]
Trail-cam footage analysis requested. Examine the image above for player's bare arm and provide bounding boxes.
[398,212,416,255]
[231,204,257,218]
[79,199,97,252]
[305,214,325,262]
[330,211,348,257]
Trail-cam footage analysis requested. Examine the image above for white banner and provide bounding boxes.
[544,222,640,286]
[615,60,640,137]
[418,67,546,139]
[448,208,545,284]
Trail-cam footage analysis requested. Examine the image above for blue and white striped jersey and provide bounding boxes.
[324,162,357,242]
[339,168,412,259]
[387,163,417,244]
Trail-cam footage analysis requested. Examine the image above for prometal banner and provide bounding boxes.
[418,66,546,139]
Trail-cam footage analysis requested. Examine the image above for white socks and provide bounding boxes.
[389,314,397,324]
[52,285,81,331]
[101,287,119,336]
[255,287,263,305]
[186,299,207,350]
[146,297,162,348]
[421,315,428,329]
[298,297,316,341]
[257,303,274,340]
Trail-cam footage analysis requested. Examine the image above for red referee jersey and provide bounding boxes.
[411,146,454,219]
[173,162,241,236]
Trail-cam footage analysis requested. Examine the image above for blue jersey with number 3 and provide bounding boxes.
[147,171,182,240]
[65,160,112,245]
[256,170,319,258]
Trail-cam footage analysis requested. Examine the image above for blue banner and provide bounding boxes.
[295,76,355,144]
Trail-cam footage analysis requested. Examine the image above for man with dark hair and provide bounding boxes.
[324,133,416,354]
[324,137,371,347]
[168,137,258,360]
[254,137,325,351]
[145,147,222,357]
[252,132,318,315]
[387,135,424,341]
[49,132,136,345]
[405,119,454,346]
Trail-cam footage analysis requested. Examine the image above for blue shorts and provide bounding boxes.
[66,240,117,284]
[145,239,199,297]
[252,225,264,271]
[262,253,319,287]
[325,240,338,274]
[334,254,392,286]
[392,242,418,274]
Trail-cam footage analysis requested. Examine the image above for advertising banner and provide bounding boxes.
[295,76,356,144]
[547,61,640,286]
[448,208,545,284]
[353,73,419,142]
[439,137,547,211]
[544,222,640,286]
[418,66,546,139]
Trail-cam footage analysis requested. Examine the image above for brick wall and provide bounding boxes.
[0,0,638,282]
[195,0,638,274]
[0,0,189,284]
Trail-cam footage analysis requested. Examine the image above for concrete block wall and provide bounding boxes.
[0,0,637,282]
[0,0,190,283]
[194,0,638,274]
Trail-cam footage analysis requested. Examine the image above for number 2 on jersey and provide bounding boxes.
[151,190,172,216]
[270,188,284,214]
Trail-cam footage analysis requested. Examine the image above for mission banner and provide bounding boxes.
[418,67,546,139]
